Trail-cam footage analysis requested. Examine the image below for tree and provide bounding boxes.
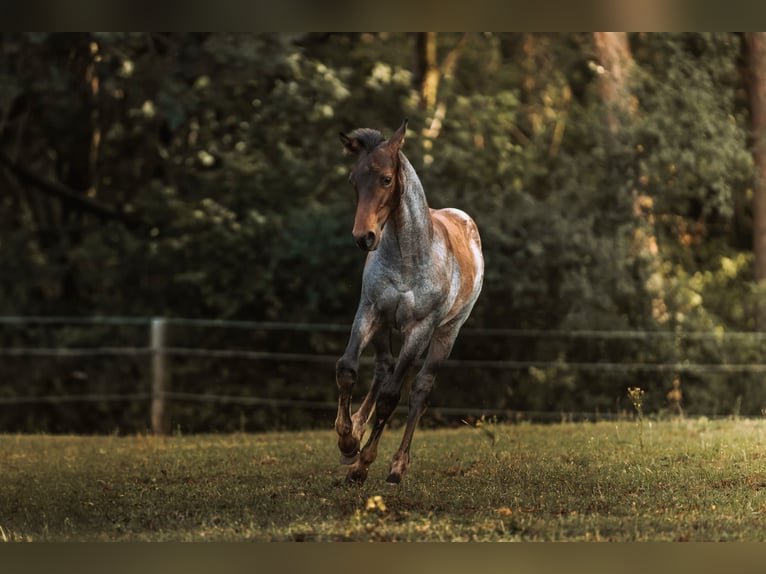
[412,33,471,143]
[592,32,674,331]
[745,32,766,330]
[2,33,766,430]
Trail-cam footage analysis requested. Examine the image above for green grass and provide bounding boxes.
[2,418,766,541]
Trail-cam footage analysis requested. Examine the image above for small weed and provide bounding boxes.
[627,387,645,420]
[666,376,683,418]
[463,415,499,448]
[627,387,645,449]
[732,395,743,420]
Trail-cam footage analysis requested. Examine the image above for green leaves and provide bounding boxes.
[1,33,765,426]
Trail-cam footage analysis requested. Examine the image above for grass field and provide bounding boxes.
[2,417,766,541]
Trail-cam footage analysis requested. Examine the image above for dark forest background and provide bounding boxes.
[3,33,766,433]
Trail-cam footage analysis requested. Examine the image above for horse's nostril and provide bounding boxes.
[354,231,376,251]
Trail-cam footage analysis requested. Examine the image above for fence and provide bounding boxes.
[2,316,766,433]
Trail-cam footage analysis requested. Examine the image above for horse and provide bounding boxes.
[334,119,484,484]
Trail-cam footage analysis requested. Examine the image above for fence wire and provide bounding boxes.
[3,346,766,373]
[2,316,766,424]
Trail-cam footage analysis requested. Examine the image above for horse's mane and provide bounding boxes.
[346,128,387,152]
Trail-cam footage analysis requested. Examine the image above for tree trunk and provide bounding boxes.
[744,33,766,331]
[592,32,636,134]
[414,32,440,110]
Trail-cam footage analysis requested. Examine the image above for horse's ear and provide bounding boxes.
[340,132,362,155]
[388,119,408,151]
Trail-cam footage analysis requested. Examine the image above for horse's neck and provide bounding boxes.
[381,154,433,265]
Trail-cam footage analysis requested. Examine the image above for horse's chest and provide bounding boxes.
[365,268,443,328]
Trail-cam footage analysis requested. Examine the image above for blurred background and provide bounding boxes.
[1,32,765,433]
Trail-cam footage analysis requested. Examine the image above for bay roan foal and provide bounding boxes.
[335,119,484,484]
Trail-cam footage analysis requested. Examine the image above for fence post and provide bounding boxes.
[150,317,169,435]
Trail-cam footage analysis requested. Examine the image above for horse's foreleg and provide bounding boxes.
[335,357,358,464]
[346,321,434,484]
[349,329,393,448]
[336,305,379,464]
[386,326,459,484]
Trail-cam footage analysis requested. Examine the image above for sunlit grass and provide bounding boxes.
[2,418,766,541]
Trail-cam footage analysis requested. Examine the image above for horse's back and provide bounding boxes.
[431,207,484,323]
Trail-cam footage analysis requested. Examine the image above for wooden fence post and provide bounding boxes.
[150,317,169,435]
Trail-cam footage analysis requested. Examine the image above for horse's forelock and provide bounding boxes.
[347,128,387,153]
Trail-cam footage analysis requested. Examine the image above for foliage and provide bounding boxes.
[0,33,764,430]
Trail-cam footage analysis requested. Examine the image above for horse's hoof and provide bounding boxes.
[385,472,402,485]
[345,469,368,485]
[337,436,359,462]
[339,452,359,465]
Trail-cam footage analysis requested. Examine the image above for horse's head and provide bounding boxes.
[340,119,408,252]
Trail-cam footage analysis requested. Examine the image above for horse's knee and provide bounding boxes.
[374,356,395,378]
[414,372,436,392]
[336,357,357,391]
[336,356,356,376]
[410,374,435,407]
[375,389,401,422]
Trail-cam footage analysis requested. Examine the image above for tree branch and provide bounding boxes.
[440,32,472,79]
[0,152,142,230]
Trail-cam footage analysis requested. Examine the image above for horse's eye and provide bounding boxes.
[382,176,393,185]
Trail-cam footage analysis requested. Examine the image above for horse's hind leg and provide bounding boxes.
[350,329,394,448]
[386,324,460,484]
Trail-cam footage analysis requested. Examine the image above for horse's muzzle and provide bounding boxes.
[354,231,377,251]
